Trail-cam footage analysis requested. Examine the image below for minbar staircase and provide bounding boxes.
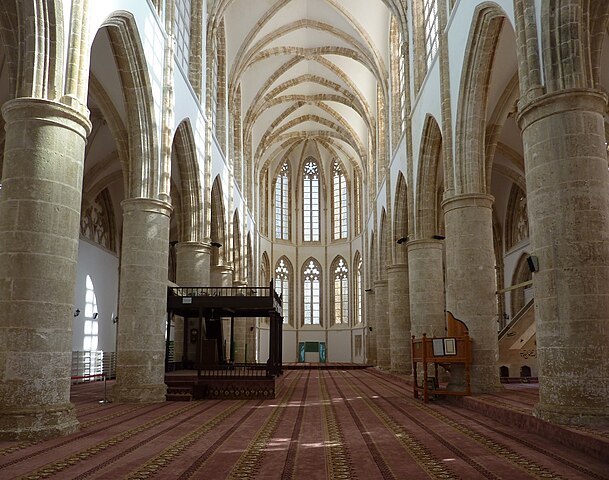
[165,374,197,401]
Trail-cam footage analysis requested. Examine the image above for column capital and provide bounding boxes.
[386,263,409,274]
[175,241,212,255]
[1,97,91,139]
[517,88,607,131]
[121,197,173,217]
[442,193,494,213]
[406,238,444,252]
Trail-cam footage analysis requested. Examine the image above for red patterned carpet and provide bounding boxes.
[1,368,608,479]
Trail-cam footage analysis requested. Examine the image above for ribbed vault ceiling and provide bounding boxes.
[221,0,395,177]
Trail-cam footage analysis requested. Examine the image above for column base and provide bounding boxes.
[534,403,609,428]
[111,384,167,403]
[0,403,79,441]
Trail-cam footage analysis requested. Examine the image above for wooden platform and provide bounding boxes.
[283,362,371,370]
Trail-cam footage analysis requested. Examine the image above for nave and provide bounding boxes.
[1,368,607,479]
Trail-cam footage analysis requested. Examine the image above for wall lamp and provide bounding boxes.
[527,255,539,272]
[364,288,372,292]
[169,240,178,247]
[211,241,222,248]
[432,234,445,240]
[112,316,119,324]
[93,312,98,319]
[73,309,80,317]
[369,326,373,332]
[396,236,409,244]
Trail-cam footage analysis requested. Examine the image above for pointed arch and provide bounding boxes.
[302,157,322,242]
[511,252,533,316]
[101,12,160,199]
[232,210,242,281]
[454,4,507,195]
[379,208,389,279]
[261,251,270,287]
[273,160,290,241]
[353,251,363,325]
[0,0,64,100]
[274,256,293,325]
[210,176,227,266]
[246,232,253,286]
[393,172,408,263]
[369,231,377,285]
[172,120,203,242]
[332,159,349,240]
[331,255,350,325]
[416,114,443,239]
[302,257,322,325]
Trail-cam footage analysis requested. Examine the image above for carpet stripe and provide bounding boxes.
[19,403,201,479]
[280,370,311,480]
[227,371,305,479]
[123,399,252,480]
[359,370,565,479]
[319,371,356,480]
[334,370,459,480]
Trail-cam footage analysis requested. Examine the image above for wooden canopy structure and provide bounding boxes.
[166,282,283,378]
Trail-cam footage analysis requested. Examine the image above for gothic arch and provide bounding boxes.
[233,210,242,281]
[261,251,270,286]
[415,114,443,239]
[0,0,63,100]
[511,252,533,316]
[379,208,389,280]
[172,120,203,242]
[210,175,227,266]
[101,12,160,199]
[454,4,508,195]
[393,172,408,264]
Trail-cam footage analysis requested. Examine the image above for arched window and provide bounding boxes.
[332,161,348,240]
[303,259,321,324]
[423,0,439,68]
[303,160,320,242]
[332,257,349,324]
[83,275,99,351]
[354,170,362,235]
[355,254,362,324]
[275,257,292,324]
[275,162,289,240]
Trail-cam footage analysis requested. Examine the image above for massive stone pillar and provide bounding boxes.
[0,98,91,440]
[407,239,446,337]
[407,240,448,384]
[112,198,172,403]
[387,264,411,373]
[175,241,211,367]
[212,264,233,360]
[374,279,390,369]
[175,241,212,286]
[443,193,501,393]
[365,290,376,364]
[518,89,609,426]
[232,280,247,363]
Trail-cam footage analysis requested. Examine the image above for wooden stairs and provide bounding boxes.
[165,375,197,401]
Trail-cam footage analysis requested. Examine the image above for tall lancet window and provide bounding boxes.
[333,257,349,324]
[332,161,348,239]
[275,162,289,240]
[174,0,192,74]
[423,0,439,68]
[303,259,321,324]
[83,275,99,351]
[275,258,291,324]
[303,160,320,242]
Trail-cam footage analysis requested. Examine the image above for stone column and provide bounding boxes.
[443,193,501,393]
[0,98,91,440]
[387,264,411,373]
[517,89,609,426]
[374,279,390,369]
[407,239,446,337]
[176,241,212,286]
[175,241,211,368]
[232,280,247,363]
[212,264,233,361]
[112,198,172,403]
[365,290,376,364]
